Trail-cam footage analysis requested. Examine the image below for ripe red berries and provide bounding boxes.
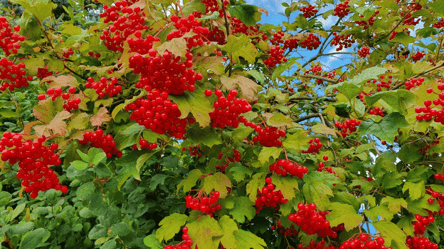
[255,177,288,213]
[185,191,221,216]
[269,159,308,178]
[288,203,338,238]
[207,90,252,128]
[79,129,122,158]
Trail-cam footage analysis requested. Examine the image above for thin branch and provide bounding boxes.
[293,113,327,123]
[298,73,338,83]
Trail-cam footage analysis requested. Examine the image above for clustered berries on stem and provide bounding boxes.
[406,236,438,249]
[206,89,252,128]
[412,51,425,62]
[133,139,158,150]
[300,34,321,50]
[0,58,33,91]
[369,107,384,117]
[85,77,123,99]
[0,16,24,55]
[39,86,81,112]
[358,47,370,57]
[289,203,339,238]
[414,78,444,124]
[412,214,434,235]
[302,138,323,154]
[271,220,298,236]
[125,90,190,139]
[0,132,67,199]
[255,177,288,213]
[129,51,202,95]
[269,159,308,178]
[79,129,122,158]
[340,234,386,249]
[163,227,193,249]
[331,32,355,51]
[216,149,241,172]
[333,0,350,18]
[300,5,318,18]
[168,14,209,49]
[182,145,202,157]
[334,119,361,138]
[185,190,221,217]
[99,0,148,52]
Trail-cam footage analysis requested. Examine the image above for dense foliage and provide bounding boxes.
[1,0,444,248]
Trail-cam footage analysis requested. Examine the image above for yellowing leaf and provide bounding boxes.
[217,216,238,249]
[233,229,266,249]
[91,107,111,127]
[246,173,266,202]
[271,175,299,200]
[156,213,188,243]
[221,34,259,65]
[177,169,203,194]
[373,221,409,249]
[380,197,408,213]
[187,215,223,249]
[169,86,213,127]
[312,123,337,137]
[226,196,255,223]
[203,172,232,198]
[40,75,78,88]
[402,181,425,200]
[221,75,259,102]
[258,147,282,164]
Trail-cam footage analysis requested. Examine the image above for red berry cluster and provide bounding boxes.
[206,26,226,45]
[248,124,286,147]
[230,17,267,42]
[0,17,24,55]
[85,77,122,99]
[99,1,148,52]
[168,14,209,49]
[389,31,398,40]
[434,20,444,28]
[125,90,188,139]
[412,214,435,235]
[299,240,338,249]
[414,81,444,124]
[412,51,425,62]
[39,86,81,112]
[340,234,386,249]
[270,31,285,45]
[283,37,299,51]
[289,203,337,238]
[300,5,318,18]
[216,149,241,172]
[202,0,220,14]
[300,34,321,50]
[358,47,370,57]
[355,11,379,29]
[132,139,158,150]
[333,0,350,18]
[206,89,252,128]
[255,177,288,213]
[182,146,202,157]
[331,32,355,51]
[0,58,33,91]
[426,188,444,215]
[88,51,101,59]
[434,172,444,181]
[317,156,335,174]
[369,107,384,117]
[271,220,298,237]
[62,48,74,59]
[37,66,54,79]
[79,129,122,158]
[185,191,221,216]
[269,159,308,178]
[406,236,438,249]
[0,132,67,199]
[302,138,323,154]
[334,119,361,138]
[127,33,160,54]
[163,227,193,249]
[129,51,201,95]
[264,46,287,67]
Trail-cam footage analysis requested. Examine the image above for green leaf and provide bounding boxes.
[115,151,144,190]
[220,75,259,102]
[326,203,362,231]
[188,215,223,249]
[221,34,259,65]
[381,197,408,213]
[326,67,387,93]
[110,222,132,237]
[203,172,232,198]
[312,123,337,137]
[114,123,145,150]
[271,57,297,81]
[337,82,363,100]
[183,0,206,16]
[76,182,96,200]
[68,113,90,130]
[365,89,415,115]
[226,196,255,223]
[149,174,169,191]
[271,175,299,200]
[267,113,293,127]
[407,195,440,216]
[246,173,266,202]
[429,0,444,15]
[430,184,444,193]
[100,240,117,249]
[283,130,311,152]
[186,126,223,148]
[391,32,415,47]
[10,203,26,221]
[21,57,45,76]
[227,4,261,26]
[233,229,266,249]
[20,228,51,249]
[399,144,422,164]
[217,216,238,249]
[373,221,409,249]
[71,160,89,171]
[349,179,373,194]
[258,147,282,164]
[402,181,425,200]
[303,183,333,211]
[156,213,188,243]
[0,192,12,207]
[397,216,415,237]
[364,205,394,221]
[143,234,162,249]
[169,86,213,127]
[229,165,253,183]
[358,112,410,143]
[247,70,265,84]
[156,36,188,58]
[11,0,56,22]
[177,169,203,194]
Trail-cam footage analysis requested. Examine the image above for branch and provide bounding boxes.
[391,61,444,90]
[287,96,337,102]
[298,73,338,83]
[293,113,327,123]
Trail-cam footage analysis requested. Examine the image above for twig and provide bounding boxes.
[293,113,327,123]
[298,74,338,83]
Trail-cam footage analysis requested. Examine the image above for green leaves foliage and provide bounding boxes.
[221,35,259,65]
[227,4,261,26]
[11,0,56,22]
[169,86,213,127]
[187,215,223,249]
[156,213,188,243]
[358,112,410,143]
[373,221,409,249]
[327,203,362,231]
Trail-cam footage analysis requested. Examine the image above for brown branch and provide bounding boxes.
[298,74,338,83]
[293,113,327,123]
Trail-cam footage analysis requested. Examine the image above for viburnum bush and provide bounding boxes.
[2,0,444,249]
